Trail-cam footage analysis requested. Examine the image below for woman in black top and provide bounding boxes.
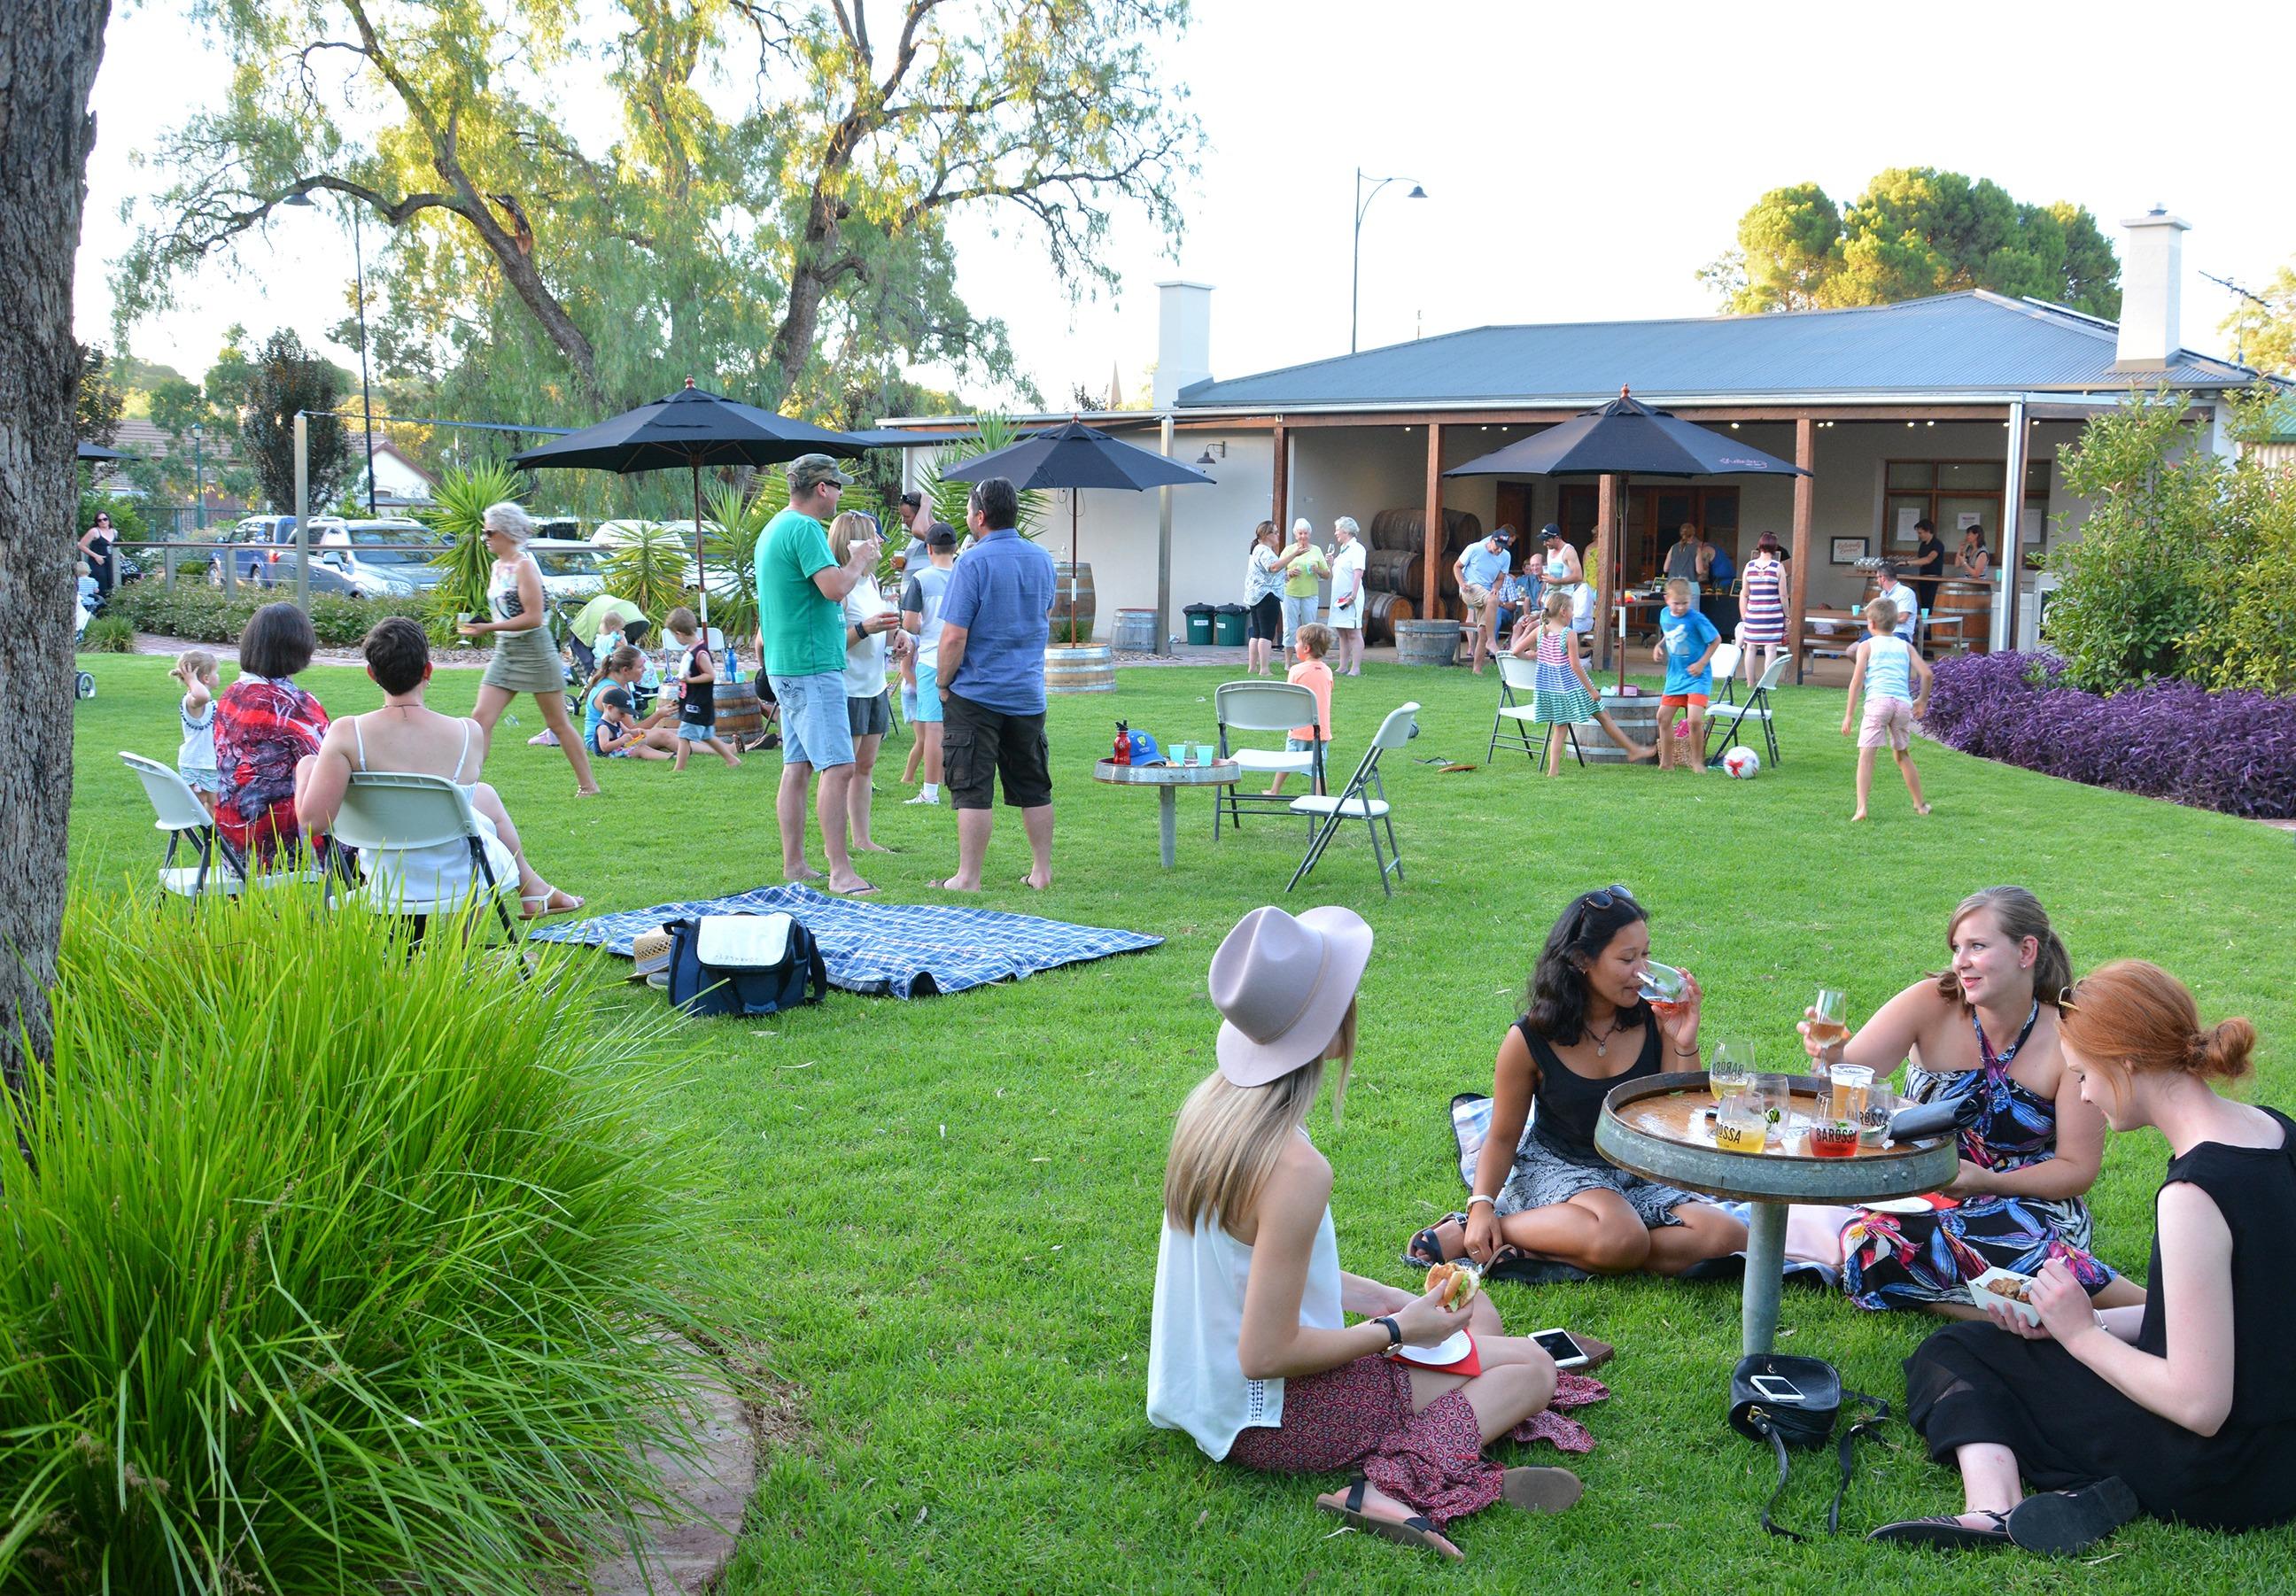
[78,509,118,594]
[1408,886,1746,1277]
[1873,960,2296,1554]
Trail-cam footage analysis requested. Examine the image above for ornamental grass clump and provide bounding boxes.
[0,887,726,1593]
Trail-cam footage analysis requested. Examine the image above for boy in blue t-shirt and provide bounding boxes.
[1650,577,1721,772]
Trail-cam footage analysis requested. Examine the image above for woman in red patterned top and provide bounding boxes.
[213,603,331,864]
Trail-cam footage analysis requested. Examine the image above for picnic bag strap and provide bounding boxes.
[1825,1390,1892,1537]
[1754,1416,1804,1542]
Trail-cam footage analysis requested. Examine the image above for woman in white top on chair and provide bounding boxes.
[1148,905,1602,1561]
[297,617,582,919]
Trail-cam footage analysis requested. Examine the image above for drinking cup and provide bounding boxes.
[1714,1097,1768,1156]
[1860,1085,1899,1146]
[1829,1064,1873,1125]
[1710,1039,1757,1102]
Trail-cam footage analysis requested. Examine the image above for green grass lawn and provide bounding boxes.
[65,651,2295,1594]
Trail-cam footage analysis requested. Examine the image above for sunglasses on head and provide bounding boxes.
[1579,884,1635,910]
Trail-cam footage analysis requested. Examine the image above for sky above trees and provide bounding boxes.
[76,0,2296,411]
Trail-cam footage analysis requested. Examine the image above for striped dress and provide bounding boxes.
[1529,624,1597,725]
[1740,555,1787,645]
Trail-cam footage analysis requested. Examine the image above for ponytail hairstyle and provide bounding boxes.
[1251,519,1280,553]
[2061,959,2257,1091]
[1162,996,1357,1233]
[1935,886,2074,1010]
[1542,589,1572,623]
[1523,887,1651,1045]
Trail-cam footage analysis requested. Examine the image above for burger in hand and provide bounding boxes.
[1425,1259,1483,1312]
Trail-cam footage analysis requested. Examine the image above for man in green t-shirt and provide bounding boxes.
[756,453,883,894]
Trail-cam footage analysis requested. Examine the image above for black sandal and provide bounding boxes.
[1402,1213,1468,1270]
[1317,1478,1460,1558]
[1866,1509,2012,1548]
[2005,1478,2138,1556]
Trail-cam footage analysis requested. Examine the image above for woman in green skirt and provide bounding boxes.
[460,501,599,795]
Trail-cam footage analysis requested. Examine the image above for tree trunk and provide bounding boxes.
[0,1,110,1100]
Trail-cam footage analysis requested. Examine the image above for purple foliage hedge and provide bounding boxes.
[1922,652,2296,821]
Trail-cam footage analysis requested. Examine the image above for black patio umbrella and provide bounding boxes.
[76,441,128,461]
[938,418,1214,636]
[509,378,871,624]
[1445,386,1809,686]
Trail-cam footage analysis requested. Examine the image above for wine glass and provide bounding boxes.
[1806,988,1851,1065]
[1639,960,1687,1016]
[1710,1039,1756,1102]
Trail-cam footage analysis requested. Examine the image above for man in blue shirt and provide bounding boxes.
[931,476,1059,892]
[1451,524,1516,676]
[1650,577,1721,772]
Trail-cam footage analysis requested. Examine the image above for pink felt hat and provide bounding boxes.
[1208,906,1375,1086]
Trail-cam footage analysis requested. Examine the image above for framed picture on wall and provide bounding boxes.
[1830,537,1868,564]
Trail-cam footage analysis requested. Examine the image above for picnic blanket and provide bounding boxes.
[526,884,1160,999]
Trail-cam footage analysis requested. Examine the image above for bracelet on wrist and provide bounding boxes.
[1466,1194,1496,1210]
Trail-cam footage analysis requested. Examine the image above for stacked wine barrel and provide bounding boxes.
[1361,507,1485,638]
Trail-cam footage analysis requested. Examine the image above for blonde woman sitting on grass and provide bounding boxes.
[1148,905,1611,1562]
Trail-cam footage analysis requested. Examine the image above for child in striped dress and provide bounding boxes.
[1528,592,1655,775]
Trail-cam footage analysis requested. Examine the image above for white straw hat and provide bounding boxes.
[1208,906,1374,1086]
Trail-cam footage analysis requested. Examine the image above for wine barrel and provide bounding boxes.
[1361,547,1423,596]
[1361,589,1413,644]
[1394,618,1458,668]
[1047,561,1097,641]
[1113,607,1157,653]
[1369,507,1483,552]
[1584,692,1659,764]
[1043,643,1116,694]
[716,679,766,741]
[1934,579,1992,654]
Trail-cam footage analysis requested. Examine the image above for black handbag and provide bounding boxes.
[1728,1353,1890,1539]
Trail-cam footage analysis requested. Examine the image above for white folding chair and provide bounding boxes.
[325,771,522,944]
[1286,701,1417,899]
[119,751,252,898]
[1214,681,1323,836]
[1704,651,1788,767]
[1486,655,1582,771]
[1707,641,1743,706]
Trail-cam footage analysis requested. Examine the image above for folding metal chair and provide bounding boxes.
[1707,641,1743,707]
[1704,651,1788,766]
[324,771,523,949]
[1286,701,1417,899]
[1214,681,1323,837]
[119,751,252,898]
[1486,655,1583,771]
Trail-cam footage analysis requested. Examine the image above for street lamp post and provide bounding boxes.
[281,188,379,515]
[190,422,206,533]
[1351,167,1429,354]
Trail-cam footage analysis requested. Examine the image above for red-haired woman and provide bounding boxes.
[1871,960,2296,1553]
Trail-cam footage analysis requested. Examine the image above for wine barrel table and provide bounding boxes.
[1595,1072,1959,1354]
[1934,579,1992,655]
[1393,617,1458,668]
[1045,644,1116,694]
[1582,692,1657,763]
[716,679,767,742]
[1092,758,1240,870]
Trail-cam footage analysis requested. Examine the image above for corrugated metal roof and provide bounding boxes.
[1175,291,2262,409]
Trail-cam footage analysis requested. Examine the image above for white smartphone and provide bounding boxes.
[1529,1329,1590,1370]
[1749,1374,1806,1403]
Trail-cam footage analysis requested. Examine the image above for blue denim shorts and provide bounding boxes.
[675,720,714,743]
[769,670,854,770]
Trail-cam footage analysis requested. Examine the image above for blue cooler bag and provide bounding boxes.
[665,912,828,1018]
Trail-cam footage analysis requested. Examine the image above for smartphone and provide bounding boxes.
[1749,1374,1805,1403]
[1529,1329,1590,1370]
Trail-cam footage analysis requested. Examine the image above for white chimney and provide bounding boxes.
[1153,280,1213,407]
[2114,208,2189,371]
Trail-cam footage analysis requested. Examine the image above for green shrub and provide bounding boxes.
[425,461,526,631]
[0,887,727,1592]
[100,585,429,650]
[77,615,135,653]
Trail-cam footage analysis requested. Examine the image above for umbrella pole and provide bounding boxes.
[692,461,709,630]
[1069,492,1081,642]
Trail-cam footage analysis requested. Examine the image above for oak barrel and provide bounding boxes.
[716,679,766,740]
[1043,643,1116,694]
[1583,692,1657,763]
[1361,547,1423,596]
[1933,579,1992,654]
[1048,561,1097,641]
[1361,589,1412,644]
[1394,618,1457,668]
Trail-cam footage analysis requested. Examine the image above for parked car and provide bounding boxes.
[312,519,450,598]
[526,538,609,604]
[208,515,300,587]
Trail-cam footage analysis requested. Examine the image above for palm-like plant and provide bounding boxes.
[423,461,526,642]
[919,412,1047,539]
[602,521,693,622]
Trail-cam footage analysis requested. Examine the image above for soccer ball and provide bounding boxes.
[1722,746,1761,779]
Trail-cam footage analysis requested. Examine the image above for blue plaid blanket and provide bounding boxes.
[526,884,1160,998]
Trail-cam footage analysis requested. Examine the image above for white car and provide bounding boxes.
[311,518,449,598]
[526,538,609,604]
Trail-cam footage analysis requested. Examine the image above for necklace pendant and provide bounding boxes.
[1595,1041,1607,1057]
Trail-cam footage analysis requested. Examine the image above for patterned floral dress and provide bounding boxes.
[213,675,330,863]
[1527,624,1596,725]
[1839,1004,2115,1312]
